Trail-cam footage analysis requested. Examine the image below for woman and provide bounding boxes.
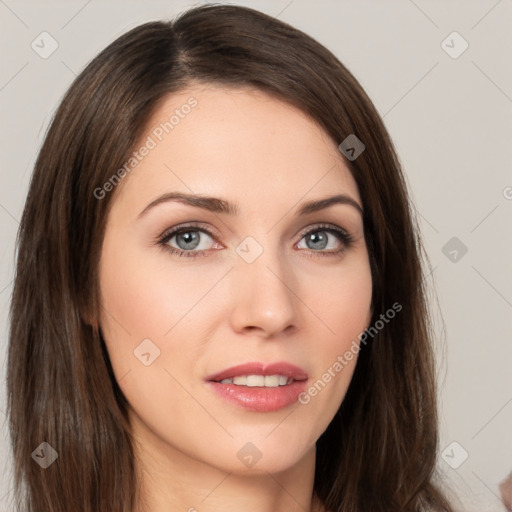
[6,4,454,511]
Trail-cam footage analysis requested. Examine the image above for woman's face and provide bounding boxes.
[98,84,373,475]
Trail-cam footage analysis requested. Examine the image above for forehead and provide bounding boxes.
[113,84,360,215]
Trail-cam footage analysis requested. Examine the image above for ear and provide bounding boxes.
[79,295,100,329]
[81,311,99,328]
[81,310,99,329]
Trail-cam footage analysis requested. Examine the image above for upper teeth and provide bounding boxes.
[220,375,291,387]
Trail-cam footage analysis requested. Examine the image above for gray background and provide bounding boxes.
[1,1,511,510]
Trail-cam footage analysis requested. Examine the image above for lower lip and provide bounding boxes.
[206,380,308,412]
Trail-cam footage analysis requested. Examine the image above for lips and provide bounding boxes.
[205,362,309,383]
[205,362,309,412]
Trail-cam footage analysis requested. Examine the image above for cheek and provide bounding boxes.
[316,253,373,340]
[97,237,221,426]
[98,234,221,343]
[297,255,372,413]
[97,234,233,404]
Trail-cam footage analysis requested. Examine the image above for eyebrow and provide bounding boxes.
[138,191,363,218]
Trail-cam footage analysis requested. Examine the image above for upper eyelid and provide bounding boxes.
[159,221,216,241]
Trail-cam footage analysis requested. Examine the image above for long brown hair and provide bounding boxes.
[7,4,453,511]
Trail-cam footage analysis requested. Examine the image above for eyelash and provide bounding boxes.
[156,222,354,258]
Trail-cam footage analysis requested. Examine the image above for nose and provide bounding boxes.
[229,246,298,338]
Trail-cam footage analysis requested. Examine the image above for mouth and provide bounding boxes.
[213,375,297,387]
[206,361,308,384]
[205,362,309,412]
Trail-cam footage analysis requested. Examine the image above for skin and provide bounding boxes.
[98,84,373,512]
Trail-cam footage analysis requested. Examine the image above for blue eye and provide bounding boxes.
[157,222,353,258]
[158,223,216,257]
[168,229,213,252]
[297,227,351,253]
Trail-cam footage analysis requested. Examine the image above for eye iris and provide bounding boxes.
[176,231,200,250]
[307,231,328,250]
